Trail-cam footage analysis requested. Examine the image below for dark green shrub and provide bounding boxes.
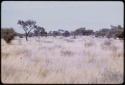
[1,28,16,43]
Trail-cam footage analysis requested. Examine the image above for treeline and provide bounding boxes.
[1,20,124,44]
[94,25,124,39]
[16,25,124,38]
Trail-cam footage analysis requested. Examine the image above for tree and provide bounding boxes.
[95,28,110,37]
[17,20,36,41]
[48,31,53,36]
[83,29,94,35]
[115,25,124,39]
[109,25,124,39]
[34,26,47,37]
[52,31,60,37]
[42,31,47,37]
[94,25,124,39]
[74,27,86,35]
[63,31,70,37]
[73,27,94,36]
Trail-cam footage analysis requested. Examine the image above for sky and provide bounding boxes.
[1,1,124,33]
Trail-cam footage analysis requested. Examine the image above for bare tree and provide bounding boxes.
[17,20,36,41]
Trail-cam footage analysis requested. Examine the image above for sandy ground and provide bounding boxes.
[1,36,124,84]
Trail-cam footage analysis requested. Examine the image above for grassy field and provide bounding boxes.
[1,36,124,84]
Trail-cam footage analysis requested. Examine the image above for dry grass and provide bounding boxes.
[1,36,123,84]
[60,50,74,56]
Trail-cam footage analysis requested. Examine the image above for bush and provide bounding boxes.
[115,31,124,39]
[52,31,60,37]
[63,31,70,37]
[1,28,16,43]
[19,35,23,38]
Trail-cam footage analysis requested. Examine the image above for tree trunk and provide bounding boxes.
[25,33,28,41]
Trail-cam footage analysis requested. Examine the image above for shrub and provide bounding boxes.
[60,50,73,56]
[62,31,70,37]
[101,69,123,83]
[1,28,16,44]
[115,31,124,39]
[84,41,94,47]
[64,39,74,42]
[52,31,60,37]
[103,40,111,46]
[19,35,23,38]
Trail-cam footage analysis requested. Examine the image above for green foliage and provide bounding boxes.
[1,28,16,44]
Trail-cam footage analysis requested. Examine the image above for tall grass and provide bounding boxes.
[1,36,123,84]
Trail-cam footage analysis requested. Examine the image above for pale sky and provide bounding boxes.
[1,1,124,33]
